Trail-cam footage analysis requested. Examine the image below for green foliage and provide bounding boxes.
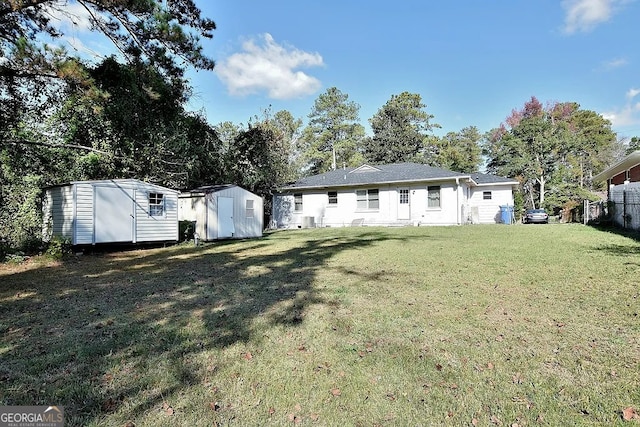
[45,236,72,260]
[0,0,216,81]
[428,126,482,172]
[484,97,617,212]
[625,136,640,155]
[363,91,439,164]
[299,87,365,174]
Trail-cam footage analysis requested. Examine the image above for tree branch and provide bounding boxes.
[3,138,112,155]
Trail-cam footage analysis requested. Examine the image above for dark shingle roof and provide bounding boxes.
[280,163,517,190]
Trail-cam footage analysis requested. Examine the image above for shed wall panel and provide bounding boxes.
[134,187,179,242]
[75,184,95,244]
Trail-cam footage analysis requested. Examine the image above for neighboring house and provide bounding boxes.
[272,163,519,228]
[43,179,179,245]
[593,151,640,229]
[178,185,263,240]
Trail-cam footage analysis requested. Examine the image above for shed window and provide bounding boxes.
[483,191,492,200]
[149,193,164,216]
[246,199,254,218]
[294,193,303,212]
[328,191,338,205]
[356,189,379,210]
[427,186,441,209]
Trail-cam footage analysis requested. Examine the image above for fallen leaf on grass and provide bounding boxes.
[268,407,276,416]
[102,397,119,413]
[209,402,221,412]
[243,352,253,361]
[491,414,502,425]
[309,413,319,421]
[623,407,640,421]
[162,402,174,416]
[471,418,479,426]
[330,388,341,396]
[288,413,302,424]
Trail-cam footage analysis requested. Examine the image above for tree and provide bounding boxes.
[299,87,365,174]
[625,136,640,155]
[363,91,439,164]
[484,96,617,212]
[225,114,294,198]
[0,0,215,80]
[429,126,482,172]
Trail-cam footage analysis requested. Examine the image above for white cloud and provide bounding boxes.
[44,1,94,33]
[562,0,624,33]
[626,88,640,99]
[216,33,324,100]
[602,57,628,70]
[602,91,640,128]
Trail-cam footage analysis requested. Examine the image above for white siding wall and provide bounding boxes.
[178,186,263,240]
[75,183,95,244]
[178,195,207,239]
[135,188,179,242]
[42,186,75,242]
[468,186,514,224]
[44,180,178,245]
[214,186,263,239]
[273,182,463,228]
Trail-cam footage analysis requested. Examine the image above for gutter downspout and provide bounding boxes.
[456,177,461,225]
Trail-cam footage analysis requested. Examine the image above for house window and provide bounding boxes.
[399,189,409,204]
[483,191,492,200]
[356,189,379,210]
[294,193,303,212]
[149,193,164,216]
[246,199,254,218]
[427,186,441,208]
[328,191,338,205]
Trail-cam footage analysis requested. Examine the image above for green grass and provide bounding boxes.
[1,224,639,426]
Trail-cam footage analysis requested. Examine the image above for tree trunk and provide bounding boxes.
[538,175,545,206]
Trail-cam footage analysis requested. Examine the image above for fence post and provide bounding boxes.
[583,200,588,225]
[623,189,628,229]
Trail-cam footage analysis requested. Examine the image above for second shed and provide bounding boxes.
[178,185,263,240]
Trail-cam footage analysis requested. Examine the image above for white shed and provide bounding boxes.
[178,185,263,240]
[43,179,179,245]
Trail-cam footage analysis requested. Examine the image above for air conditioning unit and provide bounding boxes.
[302,216,315,228]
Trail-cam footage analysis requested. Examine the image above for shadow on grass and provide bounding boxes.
[591,224,640,259]
[0,229,410,424]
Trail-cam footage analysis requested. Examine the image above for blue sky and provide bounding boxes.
[54,0,640,139]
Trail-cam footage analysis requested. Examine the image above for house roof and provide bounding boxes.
[279,163,518,190]
[593,151,640,182]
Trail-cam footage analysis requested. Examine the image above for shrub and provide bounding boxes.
[46,236,72,260]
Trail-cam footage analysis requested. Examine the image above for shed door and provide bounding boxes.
[398,188,410,220]
[95,186,134,243]
[217,197,235,238]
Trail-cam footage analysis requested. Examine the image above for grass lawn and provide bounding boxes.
[1,224,639,426]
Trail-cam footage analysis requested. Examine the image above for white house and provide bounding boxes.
[178,184,263,240]
[43,179,179,245]
[272,163,518,228]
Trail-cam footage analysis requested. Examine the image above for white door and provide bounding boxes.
[95,186,134,243]
[217,197,235,238]
[398,188,410,220]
